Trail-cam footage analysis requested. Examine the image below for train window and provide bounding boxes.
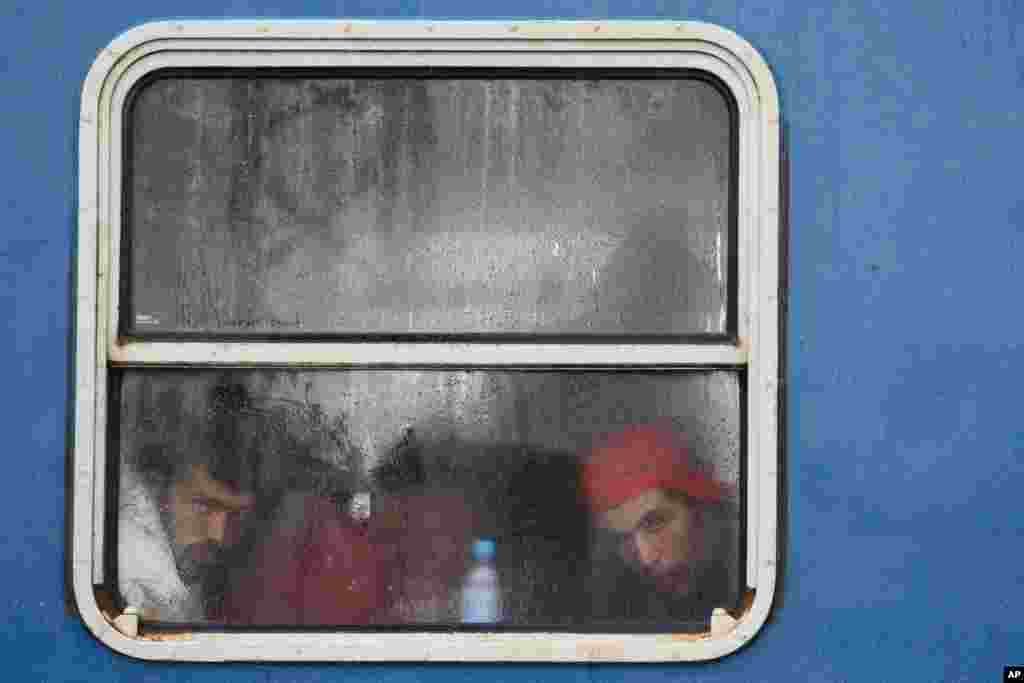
[72,20,781,662]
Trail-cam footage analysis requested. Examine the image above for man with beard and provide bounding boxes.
[581,424,736,626]
[119,457,258,623]
[120,378,376,624]
[157,461,255,617]
[119,382,284,622]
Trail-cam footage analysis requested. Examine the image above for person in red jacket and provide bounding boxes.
[220,491,387,626]
[220,488,474,626]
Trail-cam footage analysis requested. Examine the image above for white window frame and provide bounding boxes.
[73,19,780,663]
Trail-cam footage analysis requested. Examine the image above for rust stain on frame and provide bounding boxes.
[669,631,708,642]
[729,588,757,620]
[575,640,626,659]
[140,630,195,642]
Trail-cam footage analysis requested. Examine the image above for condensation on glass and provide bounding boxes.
[114,370,741,629]
[125,73,733,337]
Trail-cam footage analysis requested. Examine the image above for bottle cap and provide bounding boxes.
[471,538,496,561]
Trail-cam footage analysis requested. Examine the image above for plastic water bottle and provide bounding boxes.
[460,538,501,624]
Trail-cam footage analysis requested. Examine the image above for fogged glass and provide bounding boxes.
[125,75,733,336]
[116,369,741,629]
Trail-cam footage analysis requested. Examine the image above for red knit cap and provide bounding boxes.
[581,424,727,513]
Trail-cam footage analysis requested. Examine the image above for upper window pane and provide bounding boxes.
[124,72,734,338]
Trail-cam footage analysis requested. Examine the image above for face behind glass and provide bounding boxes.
[599,488,705,596]
[166,464,254,587]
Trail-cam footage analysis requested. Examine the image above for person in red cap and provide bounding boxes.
[581,423,734,604]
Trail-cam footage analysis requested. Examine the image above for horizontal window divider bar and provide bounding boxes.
[108,342,748,367]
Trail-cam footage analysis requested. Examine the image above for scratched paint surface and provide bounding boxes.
[127,75,731,336]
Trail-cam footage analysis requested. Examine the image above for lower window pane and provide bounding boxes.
[113,369,741,630]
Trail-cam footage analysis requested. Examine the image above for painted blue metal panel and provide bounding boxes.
[2,0,1022,680]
